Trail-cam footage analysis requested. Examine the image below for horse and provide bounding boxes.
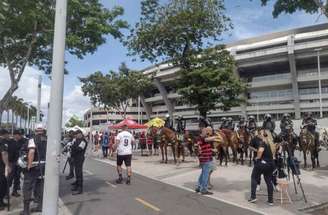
[219,128,237,163]
[279,127,297,158]
[212,130,230,166]
[184,131,195,157]
[299,128,318,169]
[231,128,250,165]
[158,127,178,164]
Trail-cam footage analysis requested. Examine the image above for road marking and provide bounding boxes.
[93,157,265,215]
[135,197,161,212]
[106,181,117,188]
[84,169,94,176]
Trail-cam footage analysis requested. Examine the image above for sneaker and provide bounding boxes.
[256,185,261,192]
[195,188,200,193]
[201,191,213,195]
[126,178,131,185]
[248,198,257,203]
[267,201,274,206]
[116,177,123,184]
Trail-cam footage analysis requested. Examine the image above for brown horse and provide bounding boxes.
[299,128,318,169]
[212,130,230,166]
[158,127,178,164]
[231,128,250,165]
[220,129,238,163]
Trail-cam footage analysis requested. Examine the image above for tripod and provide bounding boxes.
[281,140,308,203]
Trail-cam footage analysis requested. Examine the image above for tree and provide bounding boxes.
[80,63,153,118]
[0,0,128,113]
[126,0,244,117]
[259,0,328,18]
[65,115,84,128]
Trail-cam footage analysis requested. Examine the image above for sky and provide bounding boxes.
[0,0,326,124]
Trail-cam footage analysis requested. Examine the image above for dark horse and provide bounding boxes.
[158,127,178,164]
[299,128,319,169]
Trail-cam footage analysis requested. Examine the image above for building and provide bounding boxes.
[84,23,328,129]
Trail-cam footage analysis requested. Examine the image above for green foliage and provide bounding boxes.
[259,0,324,18]
[80,63,153,118]
[177,47,245,117]
[65,115,84,128]
[126,0,231,66]
[0,0,128,112]
[127,0,244,117]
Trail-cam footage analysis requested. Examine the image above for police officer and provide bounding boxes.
[63,130,75,180]
[248,129,274,206]
[280,113,293,135]
[164,114,174,130]
[226,117,234,131]
[237,116,247,130]
[71,129,88,195]
[220,117,228,129]
[20,124,47,214]
[0,128,11,210]
[176,115,186,134]
[262,114,276,140]
[8,129,26,197]
[302,112,319,149]
[247,116,257,134]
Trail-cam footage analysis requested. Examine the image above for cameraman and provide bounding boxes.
[248,129,274,206]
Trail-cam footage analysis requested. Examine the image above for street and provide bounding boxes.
[59,158,261,215]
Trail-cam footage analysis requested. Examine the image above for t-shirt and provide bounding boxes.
[197,138,212,164]
[115,131,134,155]
[259,141,273,162]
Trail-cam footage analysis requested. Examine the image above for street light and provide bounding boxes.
[315,48,323,118]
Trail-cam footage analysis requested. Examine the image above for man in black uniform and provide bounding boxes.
[0,128,10,210]
[220,117,228,129]
[248,130,274,206]
[247,116,257,134]
[176,115,186,134]
[237,116,247,130]
[20,124,47,214]
[226,117,234,131]
[302,112,319,147]
[8,129,26,197]
[71,129,88,195]
[164,114,174,130]
[262,114,276,140]
[280,114,292,135]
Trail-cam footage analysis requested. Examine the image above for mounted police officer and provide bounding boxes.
[262,114,276,140]
[0,128,11,211]
[226,117,234,131]
[71,129,88,195]
[20,124,47,215]
[176,115,186,134]
[220,117,228,129]
[302,112,319,150]
[247,115,257,134]
[237,116,247,130]
[164,114,174,130]
[280,113,292,135]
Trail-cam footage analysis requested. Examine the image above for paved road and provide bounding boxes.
[59,158,261,215]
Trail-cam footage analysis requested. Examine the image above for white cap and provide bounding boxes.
[35,123,46,131]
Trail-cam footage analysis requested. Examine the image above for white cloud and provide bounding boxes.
[0,66,90,125]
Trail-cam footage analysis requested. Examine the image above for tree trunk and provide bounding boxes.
[6,110,9,124]
[20,116,22,129]
[11,110,14,134]
[0,111,2,126]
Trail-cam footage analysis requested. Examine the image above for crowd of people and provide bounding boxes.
[0,124,47,215]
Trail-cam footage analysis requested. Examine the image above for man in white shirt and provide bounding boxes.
[113,125,135,185]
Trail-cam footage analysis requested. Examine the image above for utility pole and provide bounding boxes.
[27,105,30,135]
[37,75,42,123]
[42,0,68,214]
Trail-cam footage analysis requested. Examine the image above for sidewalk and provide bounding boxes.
[93,150,328,215]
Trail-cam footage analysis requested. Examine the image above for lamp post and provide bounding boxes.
[42,0,68,214]
[315,48,323,118]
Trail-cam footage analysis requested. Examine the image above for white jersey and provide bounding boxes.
[116,131,134,155]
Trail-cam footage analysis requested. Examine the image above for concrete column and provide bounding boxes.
[230,48,247,118]
[140,95,151,120]
[288,35,301,119]
[154,78,174,118]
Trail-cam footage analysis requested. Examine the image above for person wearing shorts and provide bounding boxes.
[113,125,135,185]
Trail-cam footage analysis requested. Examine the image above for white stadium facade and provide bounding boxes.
[84,23,328,129]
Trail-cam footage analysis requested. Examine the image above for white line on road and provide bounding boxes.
[93,157,266,215]
[135,197,161,212]
[84,169,94,176]
[106,181,117,188]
